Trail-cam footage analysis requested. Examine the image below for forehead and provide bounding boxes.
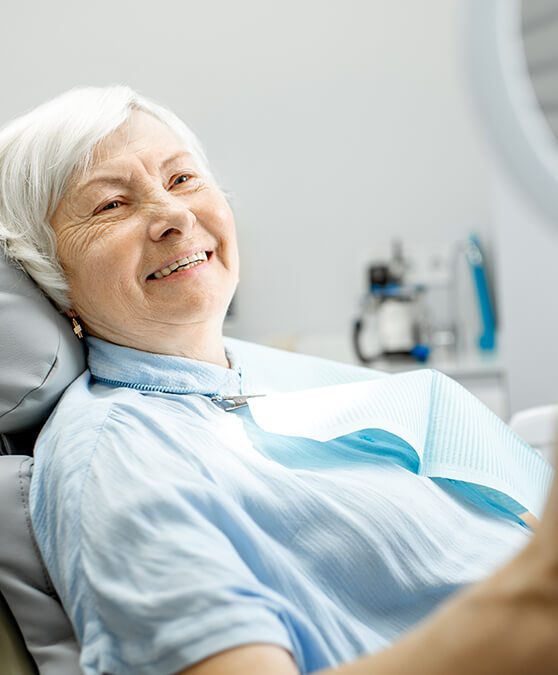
[90,110,188,169]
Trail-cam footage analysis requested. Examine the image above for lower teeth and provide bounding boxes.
[175,260,201,273]
[152,259,205,279]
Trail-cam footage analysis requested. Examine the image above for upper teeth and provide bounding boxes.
[153,251,208,279]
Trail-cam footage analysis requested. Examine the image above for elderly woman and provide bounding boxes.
[1,86,558,675]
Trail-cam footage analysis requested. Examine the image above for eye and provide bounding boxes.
[99,200,121,212]
[171,174,192,187]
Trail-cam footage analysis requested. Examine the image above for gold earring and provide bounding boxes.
[72,317,84,340]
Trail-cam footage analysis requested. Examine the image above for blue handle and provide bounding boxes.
[467,234,496,351]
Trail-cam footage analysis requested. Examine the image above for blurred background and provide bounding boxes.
[2,0,558,420]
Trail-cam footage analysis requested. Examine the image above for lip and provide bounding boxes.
[146,248,213,280]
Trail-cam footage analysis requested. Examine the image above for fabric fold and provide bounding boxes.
[248,369,554,520]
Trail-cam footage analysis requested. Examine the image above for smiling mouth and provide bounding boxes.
[147,251,211,280]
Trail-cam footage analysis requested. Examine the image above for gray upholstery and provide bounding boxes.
[0,253,86,434]
[0,253,84,673]
[0,455,81,674]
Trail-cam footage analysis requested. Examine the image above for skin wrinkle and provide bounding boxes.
[78,150,193,198]
[49,111,239,366]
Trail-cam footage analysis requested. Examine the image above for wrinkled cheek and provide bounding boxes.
[70,259,121,316]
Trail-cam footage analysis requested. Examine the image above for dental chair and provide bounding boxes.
[0,253,85,674]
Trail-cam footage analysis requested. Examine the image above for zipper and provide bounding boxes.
[92,376,266,409]
[93,375,221,396]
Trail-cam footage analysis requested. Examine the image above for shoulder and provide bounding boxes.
[29,373,214,590]
[30,373,166,525]
[36,367,211,446]
[31,371,224,512]
[33,371,142,473]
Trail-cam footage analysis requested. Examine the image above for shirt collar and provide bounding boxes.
[86,336,243,397]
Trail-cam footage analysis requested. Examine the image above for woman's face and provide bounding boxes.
[51,111,239,355]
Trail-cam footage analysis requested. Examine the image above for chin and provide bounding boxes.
[163,305,229,327]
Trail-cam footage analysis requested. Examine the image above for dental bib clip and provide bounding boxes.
[211,394,267,411]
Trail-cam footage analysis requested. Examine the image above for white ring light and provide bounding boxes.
[462,0,558,225]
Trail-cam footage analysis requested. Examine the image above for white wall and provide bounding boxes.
[0,0,493,345]
[493,168,558,414]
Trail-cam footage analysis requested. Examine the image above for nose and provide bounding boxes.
[146,191,196,241]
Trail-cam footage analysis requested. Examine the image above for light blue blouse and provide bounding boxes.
[30,337,531,675]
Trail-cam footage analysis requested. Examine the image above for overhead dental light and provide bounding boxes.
[462,0,558,225]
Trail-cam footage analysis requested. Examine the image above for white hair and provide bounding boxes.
[0,85,212,310]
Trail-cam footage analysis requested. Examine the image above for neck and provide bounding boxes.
[86,318,230,368]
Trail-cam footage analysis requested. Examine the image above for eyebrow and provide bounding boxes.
[78,151,194,192]
[78,175,128,192]
[160,151,193,170]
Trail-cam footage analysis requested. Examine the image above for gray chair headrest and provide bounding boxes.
[0,253,86,435]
